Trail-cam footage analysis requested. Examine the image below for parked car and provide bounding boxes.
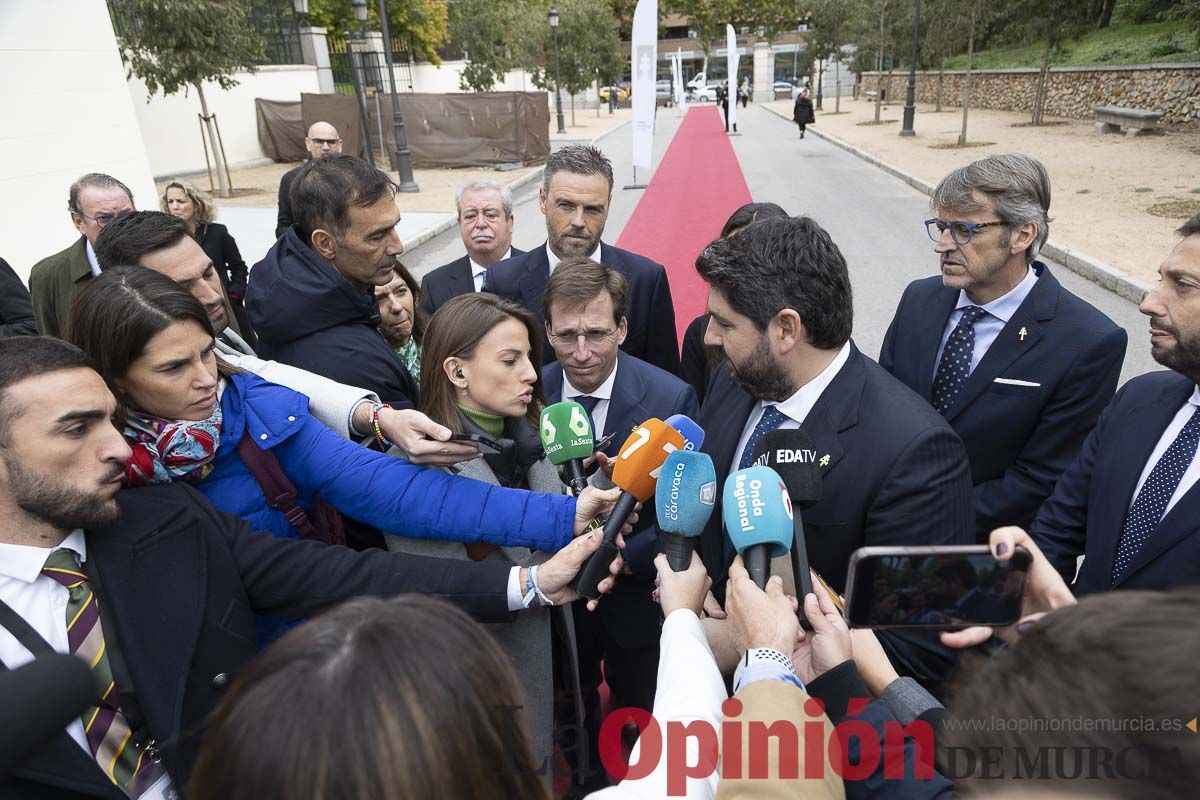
[655,79,673,107]
[773,81,798,99]
[688,83,722,103]
[599,85,630,104]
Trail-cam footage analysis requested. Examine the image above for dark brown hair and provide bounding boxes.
[542,257,628,329]
[0,337,96,445]
[65,266,237,405]
[291,154,398,245]
[93,211,191,271]
[1178,210,1200,239]
[189,596,552,800]
[381,260,428,346]
[419,293,544,433]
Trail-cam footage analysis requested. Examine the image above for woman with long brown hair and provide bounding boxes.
[386,291,580,776]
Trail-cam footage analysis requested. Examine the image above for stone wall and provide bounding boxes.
[859,64,1200,126]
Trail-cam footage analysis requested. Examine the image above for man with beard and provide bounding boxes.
[695,216,973,688]
[0,337,627,798]
[1033,212,1200,595]
[484,145,680,374]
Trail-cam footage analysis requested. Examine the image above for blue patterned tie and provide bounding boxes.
[932,306,987,415]
[725,405,790,562]
[1112,409,1200,584]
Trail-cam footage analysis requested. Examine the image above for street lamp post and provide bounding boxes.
[376,0,419,191]
[900,0,923,137]
[549,7,566,135]
[348,0,375,168]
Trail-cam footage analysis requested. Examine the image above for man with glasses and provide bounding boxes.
[540,257,697,793]
[275,121,343,238]
[28,173,135,337]
[880,154,1126,540]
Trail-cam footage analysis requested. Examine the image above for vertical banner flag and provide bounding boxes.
[630,0,659,171]
[670,50,683,110]
[676,47,687,112]
[726,24,738,131]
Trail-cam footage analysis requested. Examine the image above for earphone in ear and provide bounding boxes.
[455,369,464,379]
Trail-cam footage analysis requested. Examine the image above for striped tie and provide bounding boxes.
[42,550,164,796]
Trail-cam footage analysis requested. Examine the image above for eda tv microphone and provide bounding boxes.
[722,466,793,589]
[753,429,822,621]
[573,418,685,599]
[0,654,96,777]
[540,401,595,495]
[664,414,705,451]
[655,450,717,571]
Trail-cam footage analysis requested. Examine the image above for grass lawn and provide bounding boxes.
[943,21,1200,69]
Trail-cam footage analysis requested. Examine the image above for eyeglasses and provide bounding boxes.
[77,211,128,228]
[548,328,617,347]
[308,138,342,146]
[924,218,1006,246]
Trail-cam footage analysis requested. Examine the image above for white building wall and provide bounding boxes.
[0,1,158,284]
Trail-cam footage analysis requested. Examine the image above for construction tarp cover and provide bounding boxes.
[255,92,550,169]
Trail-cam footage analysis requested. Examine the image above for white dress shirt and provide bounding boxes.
[562,359,620,440]
[934,265,1038,377]
[1129,385,1200,518]
[471,248,511,292]
[85,240,101,277]
[0,530,91,751]
[546,241,602,274]
[731,342,852,474]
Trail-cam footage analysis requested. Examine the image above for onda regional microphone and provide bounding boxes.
[573,418,686,599]
[655,450,717,571]
[540,401,595,495]
[753,428,821,607]
[0,654,95,777]
[722,466,794,589]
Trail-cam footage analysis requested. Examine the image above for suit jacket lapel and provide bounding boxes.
[447,256,472,297]
[799,345,864,477]
[87,495,207,748]
[914,289,960,401]
[942,269,1054,422]
[603,354,646,455]
[518,246,551,327]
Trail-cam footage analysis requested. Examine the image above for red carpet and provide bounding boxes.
[615,106,753,343]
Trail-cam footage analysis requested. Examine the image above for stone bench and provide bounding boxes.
[1094,105,1163,137]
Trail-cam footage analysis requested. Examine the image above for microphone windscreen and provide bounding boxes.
[722,466,793,558]
[752,428,822,508]
[0,654,95,776]
[655,450,717,536]
[664,414,705,451]
[540,401,594,465]
[610,418,686,501]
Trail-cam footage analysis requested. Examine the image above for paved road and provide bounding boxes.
[404,102,1159,385]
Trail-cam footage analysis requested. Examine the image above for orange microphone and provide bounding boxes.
[573,418,686,600]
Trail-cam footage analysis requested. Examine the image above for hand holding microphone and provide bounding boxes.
[722,465,794,589]
[752,429,821,620]
[655,450,716,572]
[573,418,685,600]
[540,401,595,495]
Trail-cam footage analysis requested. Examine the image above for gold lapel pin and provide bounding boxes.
[1018,326,1028,341]
[819,454,831,467]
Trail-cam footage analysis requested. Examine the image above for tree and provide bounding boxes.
[920,0,976,113]
[113,0,264,198]
[808,0,860,112]
[1013,0,1092,125]
[309,0,448,64]
[528,0,624,124]
[447,0,539,91]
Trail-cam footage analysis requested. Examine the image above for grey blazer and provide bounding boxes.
[383,454,582,771]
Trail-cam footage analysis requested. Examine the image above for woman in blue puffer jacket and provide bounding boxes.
[66,268,616,590]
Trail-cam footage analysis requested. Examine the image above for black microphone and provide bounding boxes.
[0,654,96,777]
[753,429,822,625]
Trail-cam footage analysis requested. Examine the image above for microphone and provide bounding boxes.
[0,654,96,777]
[540,401,595,495]
[722,466,793,589]
[752,429,821,612]
[573,418,686,599]
[664,414,705,451]
[655,450,717,571]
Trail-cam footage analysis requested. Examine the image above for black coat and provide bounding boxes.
[0,257,37,337]
[793,96,815,124]
[274,164,304,239]
[246,227,419,408]
[197,223,248,301]
[0,483,513,799]
[419,247,526,316]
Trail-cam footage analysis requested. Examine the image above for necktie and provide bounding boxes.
[931,306,987,415]
[1111,410,1200,584]
[42,550,164,795]
[726,405,790,562]
[576,395,601,441]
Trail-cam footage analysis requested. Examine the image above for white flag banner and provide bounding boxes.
[726,24,738,131]
[630,0,658,171]
[676,47,687,111]
[671,50,683,108]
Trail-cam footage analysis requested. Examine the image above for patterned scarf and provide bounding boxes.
[123,402,223,487]
[394,338,422,380]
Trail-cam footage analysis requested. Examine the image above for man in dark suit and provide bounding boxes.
[0,337,625,798]
[485,144,680,375]
[419,180,524,315]
[538,258,698,792]
[1032,213,1200,595]
[0,257,36,336]
[881,154,1126,539]
[28,174,135,337]
[695,217,974,688]
[274,121,342,239]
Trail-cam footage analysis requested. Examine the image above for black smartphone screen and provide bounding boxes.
[845,547,1031,629]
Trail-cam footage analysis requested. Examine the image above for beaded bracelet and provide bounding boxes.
[371,402,393,449]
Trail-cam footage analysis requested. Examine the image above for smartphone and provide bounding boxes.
[447,432,506,455]
[843,545,1031,629]
[594,431,618,453]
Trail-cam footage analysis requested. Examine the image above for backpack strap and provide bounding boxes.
[236,432,345,547]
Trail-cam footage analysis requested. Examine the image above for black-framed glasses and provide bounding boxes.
[77,211,128,228]
[925,218,1006,246]
[548,327,617,347]
[308,137,341,146]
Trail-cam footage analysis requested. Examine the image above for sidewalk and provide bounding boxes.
[765,97,1200,288]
